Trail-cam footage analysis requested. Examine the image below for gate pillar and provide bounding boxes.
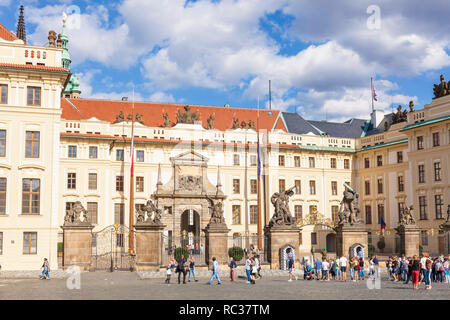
[336,224,368,259]
[396,225,421,257]
[134,223,166,271]
[62,224,94,271]
[203,223,230,267]
[264,225,300,270]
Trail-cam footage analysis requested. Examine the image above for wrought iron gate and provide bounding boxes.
[92,224,135,271]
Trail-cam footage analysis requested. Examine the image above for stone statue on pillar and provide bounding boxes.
[268,186,296,228]
[64,201,91,226]
[206,196,226,225]
[338,184,362,226]
[135,199,163,225]
[399,205,416,226]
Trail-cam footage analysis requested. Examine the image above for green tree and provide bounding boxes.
[228,246,244,262]
[174,247,190,261]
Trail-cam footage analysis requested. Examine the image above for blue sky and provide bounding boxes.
[2,0,450,121]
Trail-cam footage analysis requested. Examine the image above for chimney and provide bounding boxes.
[48,30,57,47]
[57,33,62,48]
[371,110,384,128]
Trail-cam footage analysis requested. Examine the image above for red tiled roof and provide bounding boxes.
[61,98,287,132]
[0,63,69,73]
[0,23,18,41]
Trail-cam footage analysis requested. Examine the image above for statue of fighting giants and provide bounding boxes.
[206,196,226,225]
[135,199,162,224]
[338,184,361,226]
[269,186,295,227]
[399,205,416,226]
[64,201,89,225]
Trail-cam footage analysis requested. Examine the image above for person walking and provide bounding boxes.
[410,255,420,290]
[314,258,322,280]
[40,258,50,280]
[351,257,359,282]
[339,255,348,282]
[188,257,198,282]
[229,257,237,282]
[288,253,295,282]
[250,257,257,284]
[322,259,330,281]
[165,263,172,284]
[358,257,365,280]
[177,255,187,284]
[208,257,221,285]
[435,259,443,283]
[245,256,252,283]
[424,255,433,290]
[443,258,450,283]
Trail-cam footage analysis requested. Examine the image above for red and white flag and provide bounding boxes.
[371,79,378,102]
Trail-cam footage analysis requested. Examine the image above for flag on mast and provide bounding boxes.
[371,78,378,102]
[257,97,261,180]
[130,88,135,176]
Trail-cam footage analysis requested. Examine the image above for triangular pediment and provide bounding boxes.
[170,151,209,165]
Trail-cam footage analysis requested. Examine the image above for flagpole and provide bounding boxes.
[128,87,135,254]
[371,77,374,112]
[257,97,262,251]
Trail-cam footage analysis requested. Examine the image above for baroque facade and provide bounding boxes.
[0,16,449,270]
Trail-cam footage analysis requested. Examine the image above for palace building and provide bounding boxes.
[0,13,449,270]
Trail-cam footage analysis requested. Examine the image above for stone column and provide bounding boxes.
[62,224,94,271]
[336,224,368,259]
[439,219,450,255]
[203,223,230,267]
[264,225,300,269]
[396,225,421,257]
[134,223,166,271]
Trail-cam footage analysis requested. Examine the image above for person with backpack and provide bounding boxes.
[40,258,50,280]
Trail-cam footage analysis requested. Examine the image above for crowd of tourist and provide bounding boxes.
[164,250,450,290]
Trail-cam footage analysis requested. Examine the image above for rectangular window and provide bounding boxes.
[344,159,350,170]
[68,145,77,158]
[136,150,144,162]
[116,176,124,192]
[279,155,285,167]
[398,202,405,222]
[365,205,372,224]
[250,155,257,166]
[295,205,302,223]
[377,179,383,194]
[25,131,40,158]
[279,179,285,193]
[27,87,41,106]
[232,205,241,225]
[331,205,339,224]
[309,205,317,214]
[377,204,385,224]
[114,203,124,225]
[0,232,2,255]
[89,146,98,159]
[421,231,428,246]
[249,205,257,224]
[0,130,5,157]
[417,136,424,150]
[311,232,317,245]
[233,154,240,166]
[419,196,427,220]
[22,179,40,215]
[23,232,37,254]
[364,158,370,168]
[136,176,144,192]
[67,173,76,189]
[330,158,337,169]
[250,179,257,194]
[233,179,240,194]
[432,132,440,147]
[435,195,443,219]
[309,180,316,195]
[434,162,441,181]
[0,84,7,104]
[87,202,98,224]
[365,181,370,195]
[88,173,97,190]
[398,176,404,192]
[66,202,74,216]
[397,151,403,163]
[294,156,301,167]
[331,181,337,195]
[295,180,301,194]
[377,155,383,167]
[309,157,315,168]
[418,165,425,183]
[0,178,6,215]
[116,149,124,161]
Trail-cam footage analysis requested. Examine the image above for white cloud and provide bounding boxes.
[0,0,11,6]
[149,91,176,103]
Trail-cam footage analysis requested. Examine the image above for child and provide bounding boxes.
[165,263,172,284]
[40,258,50,280]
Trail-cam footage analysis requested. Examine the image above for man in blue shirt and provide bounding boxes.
[314,258,322,280]
[208,257,221,285]
[229,257,237,282]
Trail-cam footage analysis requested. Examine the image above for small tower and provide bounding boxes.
[16,5,26,44]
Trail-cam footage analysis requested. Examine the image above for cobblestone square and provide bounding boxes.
[0,271,448,300]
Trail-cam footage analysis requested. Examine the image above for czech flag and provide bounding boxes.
[380,217,386,235]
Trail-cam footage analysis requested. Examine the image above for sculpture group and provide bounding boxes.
[338,184,361,226]
[268,186,295,227]
[399,205,416,226]
[135,199,162,224]
[64,201,89,225]
[206,196,225,225]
